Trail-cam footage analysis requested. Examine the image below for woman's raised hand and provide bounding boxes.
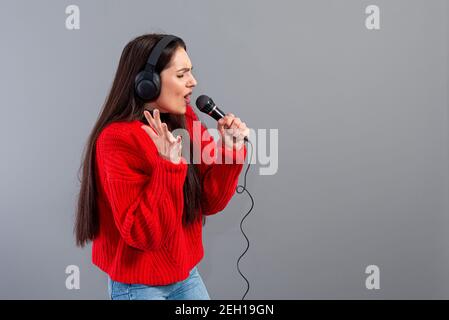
[141,109,183,164]
[217,113,250,151]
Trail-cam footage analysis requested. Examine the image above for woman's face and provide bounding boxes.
[147,47,197,115]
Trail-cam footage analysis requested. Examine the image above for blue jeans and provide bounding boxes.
[107,266,211,300]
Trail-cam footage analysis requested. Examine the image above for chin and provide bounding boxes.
[164,105,186,115]
[177,104,187,115]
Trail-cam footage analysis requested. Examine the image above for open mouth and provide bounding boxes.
[184,93,192,104]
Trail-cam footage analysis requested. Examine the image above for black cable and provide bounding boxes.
[235,139,254,300]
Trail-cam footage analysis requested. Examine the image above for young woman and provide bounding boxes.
[74,33,249,300]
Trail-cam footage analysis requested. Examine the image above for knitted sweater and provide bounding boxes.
[92,105,247,285]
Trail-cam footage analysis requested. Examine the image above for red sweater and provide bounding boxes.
[92,105,247,285]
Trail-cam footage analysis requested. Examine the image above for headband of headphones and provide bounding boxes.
[143,34,179,72]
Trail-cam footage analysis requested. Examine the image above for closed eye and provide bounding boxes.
[177,66,194,78]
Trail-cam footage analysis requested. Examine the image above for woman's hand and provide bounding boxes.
[141,109,183,164]
[217,113,250,151]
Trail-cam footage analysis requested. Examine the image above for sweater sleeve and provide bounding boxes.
[95,126,188,251]
[189,111,248,216]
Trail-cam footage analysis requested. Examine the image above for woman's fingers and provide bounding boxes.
[218,114,249,138]
[174,135,182,148]
[226,119,249,140]
[144,109,175,141]
[236,127,250,140]
[162,123,177,143]
[141,124,158,140]
[176,136,182,155]
[153,109,163,134]
[144,110,158,133]
[216,113,249,149]
[141,109,184,164]
[219,115,236,129]
[231,117,242,129]
[226,116,236,128]
[168,136,183,163]
[222,114,243,129]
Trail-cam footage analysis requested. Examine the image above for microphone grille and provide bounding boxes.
[195,95,215,114]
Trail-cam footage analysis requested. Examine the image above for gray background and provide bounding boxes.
[0,0,448,299]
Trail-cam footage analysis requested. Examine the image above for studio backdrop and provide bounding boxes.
[0,0,448,299]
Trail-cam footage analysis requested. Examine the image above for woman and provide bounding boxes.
[74,33,249,300]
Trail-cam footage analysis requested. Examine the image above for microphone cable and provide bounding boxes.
[235,139,254,300]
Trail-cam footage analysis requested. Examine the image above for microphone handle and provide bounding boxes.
[208,105,249,142]
[208,105,226,121]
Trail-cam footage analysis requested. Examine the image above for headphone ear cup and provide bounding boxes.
[135,71,161,101]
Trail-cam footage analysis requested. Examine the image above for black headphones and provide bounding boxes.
[134,35,180,101]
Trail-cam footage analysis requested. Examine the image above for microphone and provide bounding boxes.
[195,95,248,142]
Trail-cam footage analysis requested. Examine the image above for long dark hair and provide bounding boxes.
[75,33,205,248]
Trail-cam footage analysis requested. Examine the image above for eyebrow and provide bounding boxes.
[176,66,193,72]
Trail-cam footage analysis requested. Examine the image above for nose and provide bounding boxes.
[188,74,197,88]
